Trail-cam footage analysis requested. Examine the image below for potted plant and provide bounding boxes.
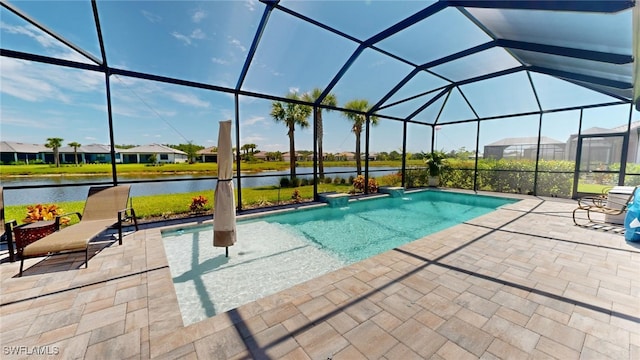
[424,151,447,187]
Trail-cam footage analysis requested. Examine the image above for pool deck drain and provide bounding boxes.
[1,191,638,359]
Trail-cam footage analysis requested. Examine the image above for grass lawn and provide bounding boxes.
[576,183,615,194]
[0,160,422,177]
[4,183,355,226]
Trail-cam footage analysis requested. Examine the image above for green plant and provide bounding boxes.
[424,151,448,177]
[279,177,291,188]
[291,189,302,203]
[368,178,378,193]
[23,204,70,225]
[189,195,208,213]
[352,175,378,193]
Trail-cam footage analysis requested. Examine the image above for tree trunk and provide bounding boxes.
[288,123,296,180]
[355,131,361,175]
[54,149,60,167]
[317,109,324,179]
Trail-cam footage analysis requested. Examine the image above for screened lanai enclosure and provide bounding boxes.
[1,0,639,212]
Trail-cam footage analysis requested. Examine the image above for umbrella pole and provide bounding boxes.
[226,247,229,258]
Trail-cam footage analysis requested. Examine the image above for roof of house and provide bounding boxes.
[196,146,217,155]
[0,141,47,153]
[485,136,565,147]
[119,144,187,155]
[58,144,113,153]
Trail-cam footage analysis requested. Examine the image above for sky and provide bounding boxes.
[1,0,638,156]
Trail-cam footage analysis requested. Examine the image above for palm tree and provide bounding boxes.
[342,99,379,175]
[45,137,64,167]
[270,91,312,180]
[302,88,337,179]
[67,141,82,166]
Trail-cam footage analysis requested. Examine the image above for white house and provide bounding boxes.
[119,144,188,164]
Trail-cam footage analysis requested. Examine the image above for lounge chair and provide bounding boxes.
[572,186,638,226]
[1,187,18,262]
[16,185,138,276]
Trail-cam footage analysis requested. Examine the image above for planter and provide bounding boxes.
[13,220,58,255]
[428,176,440,187]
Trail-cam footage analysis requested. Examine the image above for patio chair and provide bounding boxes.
[16,185,138,276]
[572,186,638,226]
[1,187,18,262]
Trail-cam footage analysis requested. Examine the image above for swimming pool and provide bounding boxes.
[162,190,517,325]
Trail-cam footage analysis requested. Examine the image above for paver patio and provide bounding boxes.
[1,191,638,359]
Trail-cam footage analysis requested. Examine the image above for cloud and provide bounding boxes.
[190,28,205,39]
[241,116,266,127]
[229,38,247,52]
[142,10,162,23]
[245,0,258,12]
[171,31,192,45]
[0,113,54,129]
[165,91,210,108]
[0,58,103,103]
[172,28,206,45]
[212,57,229,65]
[260,143,284,151]
[191,10,207,23]
[1,22,58,49]
[241,135,266,144]
[84,136,97,141]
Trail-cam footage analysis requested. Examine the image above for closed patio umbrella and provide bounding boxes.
[213,120,236,257]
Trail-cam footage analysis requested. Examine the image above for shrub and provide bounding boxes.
[291,189,302,203]
[23,204,70,225]
[368,178,378,193]
[189,195,208,213]
[378,172,402,187]
[300,178,309,186]
[324,176,333,184]
[333,177,342,184]
[279,177,291,188]
[291,177,301,187]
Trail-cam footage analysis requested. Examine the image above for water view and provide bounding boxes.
[1,167,400,205]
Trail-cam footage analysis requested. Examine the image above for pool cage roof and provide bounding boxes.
[2,0,638,128]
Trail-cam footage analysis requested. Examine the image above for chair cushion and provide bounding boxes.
[22,219,115,257]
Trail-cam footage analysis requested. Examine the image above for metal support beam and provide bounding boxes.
[235,94,243,210]
[1,48,102,72]
[447,0,635,13]
[2,0,102,65]
[529,66,633,89]
[236,2,277,90]
[407,87,450,121]
[364,115,370,194]
[365,2,447,46]
[401,121,408,187]
[496,39,633,64]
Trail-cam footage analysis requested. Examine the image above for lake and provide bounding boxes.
[1,167,400,205]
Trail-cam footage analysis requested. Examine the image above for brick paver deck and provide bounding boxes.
[1,192,638,359]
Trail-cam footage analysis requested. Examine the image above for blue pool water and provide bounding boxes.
[162,190,517,325]
[258,190,516,264]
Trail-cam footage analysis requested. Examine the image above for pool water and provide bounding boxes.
[263,190,515,264]
[162,190,516,325]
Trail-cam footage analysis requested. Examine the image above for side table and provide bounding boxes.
[13,220,59,260]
